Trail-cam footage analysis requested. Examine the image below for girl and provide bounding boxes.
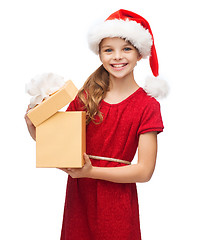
[25,9,167,240]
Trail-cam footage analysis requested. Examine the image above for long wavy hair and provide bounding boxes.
[78,64,110,125]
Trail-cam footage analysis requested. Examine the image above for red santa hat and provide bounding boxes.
[88,9,169,98]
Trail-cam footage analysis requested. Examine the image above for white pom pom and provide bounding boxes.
[26,73,65,108]
[143,76,169,99]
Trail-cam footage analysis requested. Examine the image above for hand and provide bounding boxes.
[24,105,36,140]
[59,153,93,179]
[24,105,32,126]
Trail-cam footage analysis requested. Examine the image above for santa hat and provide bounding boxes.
[88,9,169,98]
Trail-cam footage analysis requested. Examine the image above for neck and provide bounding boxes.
[109,72,139,93]
[103,72,140,104]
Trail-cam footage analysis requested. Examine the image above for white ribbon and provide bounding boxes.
[26,73,65,108]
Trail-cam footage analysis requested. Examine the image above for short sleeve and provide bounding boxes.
[66,98,77,111]
[66,94,85,111]
[137,100,164,136]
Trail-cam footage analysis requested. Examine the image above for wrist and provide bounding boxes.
[88,166,97,179]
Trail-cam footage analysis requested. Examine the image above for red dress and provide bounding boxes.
[61,88,164,240]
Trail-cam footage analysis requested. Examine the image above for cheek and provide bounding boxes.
[129,55,139,65]
[99,52,106,61]
[100,55,110,65]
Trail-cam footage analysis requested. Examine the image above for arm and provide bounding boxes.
[89,132,157,183]
[62,132,158,183]
[24,106,36,141]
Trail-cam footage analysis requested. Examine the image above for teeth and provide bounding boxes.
[112,64,127,68]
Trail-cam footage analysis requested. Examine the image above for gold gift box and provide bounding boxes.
[27,80,86,168]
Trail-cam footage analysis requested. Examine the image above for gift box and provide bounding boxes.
[27,80,86,168]
[36,111,86,168]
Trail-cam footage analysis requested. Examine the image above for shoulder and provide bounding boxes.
[67,92,85,111]
[139,88,160,104]
[136,89,164,135]
[133,88,161,112]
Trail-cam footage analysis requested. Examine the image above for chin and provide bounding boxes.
[110,73,130,80]
[110,70,134,80]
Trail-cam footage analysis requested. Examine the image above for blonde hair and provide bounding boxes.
[78,64,109,125]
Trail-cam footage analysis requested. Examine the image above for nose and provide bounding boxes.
[113,50,123,60]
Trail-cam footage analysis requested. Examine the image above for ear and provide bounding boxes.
[137,53,142,61]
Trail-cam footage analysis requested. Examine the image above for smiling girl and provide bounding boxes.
[25,9,167,240]
[59,9,167,240]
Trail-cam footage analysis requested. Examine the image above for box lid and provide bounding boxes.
[27,80,78,127]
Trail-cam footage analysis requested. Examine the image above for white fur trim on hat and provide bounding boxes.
[144,77,169,99]
[88,19,153,58]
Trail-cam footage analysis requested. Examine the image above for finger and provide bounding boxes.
[24,113,29,119]
[27,104,32,111]
[24,106,31,118]
[24,114,32,124]
[26,106,30,113]
[24,114,29,122]
[57,168,69,174]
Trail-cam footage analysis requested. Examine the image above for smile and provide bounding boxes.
[111,63,128,68]
[110,63,128,71]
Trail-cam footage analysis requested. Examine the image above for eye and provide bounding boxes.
[124,47,132,51]
[104,48,112,53]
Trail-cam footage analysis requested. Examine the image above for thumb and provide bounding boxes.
[83,153,91,164]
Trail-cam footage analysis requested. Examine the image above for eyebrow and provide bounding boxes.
[101,43,133,49]
[101,45,112,49]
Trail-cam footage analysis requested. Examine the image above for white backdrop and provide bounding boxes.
[0,0,198,239]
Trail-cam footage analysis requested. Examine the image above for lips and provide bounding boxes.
[110,63,128,71]
[111,63,128,68]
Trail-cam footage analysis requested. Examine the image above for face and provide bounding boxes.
[99,37,141,80]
